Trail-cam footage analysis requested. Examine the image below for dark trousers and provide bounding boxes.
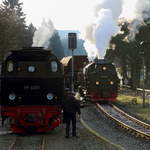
[65,112,76,137]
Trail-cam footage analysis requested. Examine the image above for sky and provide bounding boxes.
[20,0,96,30]
[1,0,150,59]
[0,0,94,30]
[19,0,150,30]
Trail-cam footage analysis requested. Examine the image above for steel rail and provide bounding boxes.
[8,136,17,150]
[40,135,46,150]
[112,105,150,129]
[96,103,150,140]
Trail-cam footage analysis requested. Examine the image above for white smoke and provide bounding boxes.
[82,0,150,60]
[94,9,119,58]
[120,0,150,40]
[82,0,122,60]
[121,0,150,21]
[32,19,55,48]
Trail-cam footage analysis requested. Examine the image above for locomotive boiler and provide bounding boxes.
[0,47,64,133]
[83,59,119,102]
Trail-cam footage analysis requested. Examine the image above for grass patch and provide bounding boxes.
[117,94,150,121]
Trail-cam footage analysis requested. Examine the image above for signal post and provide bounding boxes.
[68,33,77,92]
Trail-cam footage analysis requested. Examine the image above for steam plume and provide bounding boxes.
[82,0,150,60]
[120,0,150,40]
[82,0,122,60]
[32,19,55,48]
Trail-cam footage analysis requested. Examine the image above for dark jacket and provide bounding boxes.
[62,95,81,115]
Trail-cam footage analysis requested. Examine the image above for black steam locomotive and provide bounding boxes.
[0,47,64,133]
[83,59,119,102]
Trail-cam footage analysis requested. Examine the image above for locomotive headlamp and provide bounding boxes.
[7,61,14,72]
[96,81,99,85]
[51,61,58,72]
[80,97,84,101]
[9,93,16,101]
[28,66,35,72]
[102,66,107,70]
[110,81,114,85]
[47,93,54,100]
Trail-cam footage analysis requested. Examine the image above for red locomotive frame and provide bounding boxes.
[0,106,62,133]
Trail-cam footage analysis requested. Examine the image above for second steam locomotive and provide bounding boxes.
[83,59,119,102]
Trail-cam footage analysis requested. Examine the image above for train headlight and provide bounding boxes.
[47,93,54,100]
[80,97,84,101]
[110,81,114,85]
[9,93,16,101]
[28,66,35,72]
[96,81,99,85]
[51,61,58,72]
[102,66,107,70]
[7,61,14,72]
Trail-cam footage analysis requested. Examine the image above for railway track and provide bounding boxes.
[0,117,13,135]
[41,135,46,150]
[8,136,17,150]
[0,135,17,150]
[0,117,46,149]
[0,134,46,150]
[96,103,150,140]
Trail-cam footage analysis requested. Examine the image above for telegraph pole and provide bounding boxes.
[68,33,77,92]
[71,49,74,92]
[140,41,146,108]
[142,51,146,108]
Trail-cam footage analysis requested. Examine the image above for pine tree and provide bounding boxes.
[49,30,65,60]
[0,0,30,60]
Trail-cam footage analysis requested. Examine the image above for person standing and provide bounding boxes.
[62,91,81,138]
